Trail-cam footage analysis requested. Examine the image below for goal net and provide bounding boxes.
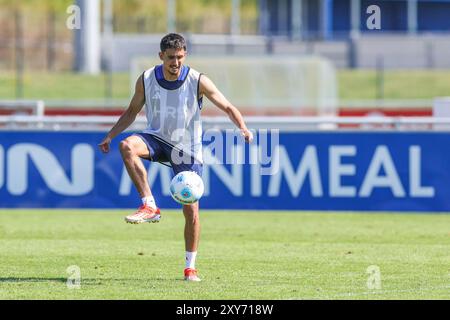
[131,55,337,116]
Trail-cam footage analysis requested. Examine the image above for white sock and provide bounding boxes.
[185,251,197,269]
[141,196,157,210]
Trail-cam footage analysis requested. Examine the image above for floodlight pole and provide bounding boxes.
[407,0,418,34]
[291,0,302,40]
[349,0,361,68]
[74,0,101,74]
[231,0,241,35]
[167,0,176,32]
[350,0,361,39]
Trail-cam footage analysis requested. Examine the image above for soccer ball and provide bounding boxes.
[170,171,204,205]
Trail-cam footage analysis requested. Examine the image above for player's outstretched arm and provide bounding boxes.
[98,75,146,153]
[199,75,253,143]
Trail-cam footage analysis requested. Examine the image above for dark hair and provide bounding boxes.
[160,33,187,52]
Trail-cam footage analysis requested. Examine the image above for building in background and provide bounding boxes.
[260,0,450,39]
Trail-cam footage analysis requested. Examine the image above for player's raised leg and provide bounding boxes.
[183,202,201,281]
[120,136,161,224]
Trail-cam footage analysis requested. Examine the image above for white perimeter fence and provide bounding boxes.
[2,99,450,131]
[2,115,450,131]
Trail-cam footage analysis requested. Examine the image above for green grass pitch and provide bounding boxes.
[0,209,448,300]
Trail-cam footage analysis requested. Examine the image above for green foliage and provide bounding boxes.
[2,0,258,34]
[0,0,73,12]
[0,210,448,299]
[5,0,257,21]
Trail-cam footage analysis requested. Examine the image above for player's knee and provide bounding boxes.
[119,139,134,157]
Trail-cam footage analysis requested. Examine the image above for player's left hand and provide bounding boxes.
[241,128,253,143]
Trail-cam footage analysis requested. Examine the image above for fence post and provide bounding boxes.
[376,55,384,101]
[47,10,56,71]
[15,9,24,99]
[103,0,114,101]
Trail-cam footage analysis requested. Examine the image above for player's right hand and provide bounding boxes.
[98,137,112,153]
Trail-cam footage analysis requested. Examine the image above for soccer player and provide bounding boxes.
[98,33,253,281]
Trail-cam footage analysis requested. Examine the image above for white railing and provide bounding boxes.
[1,115,450,131]
[0,100,45,116]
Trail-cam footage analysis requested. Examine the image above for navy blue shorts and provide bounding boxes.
[134,133,203,177]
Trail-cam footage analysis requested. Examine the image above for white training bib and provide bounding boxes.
[142,65,203,162]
